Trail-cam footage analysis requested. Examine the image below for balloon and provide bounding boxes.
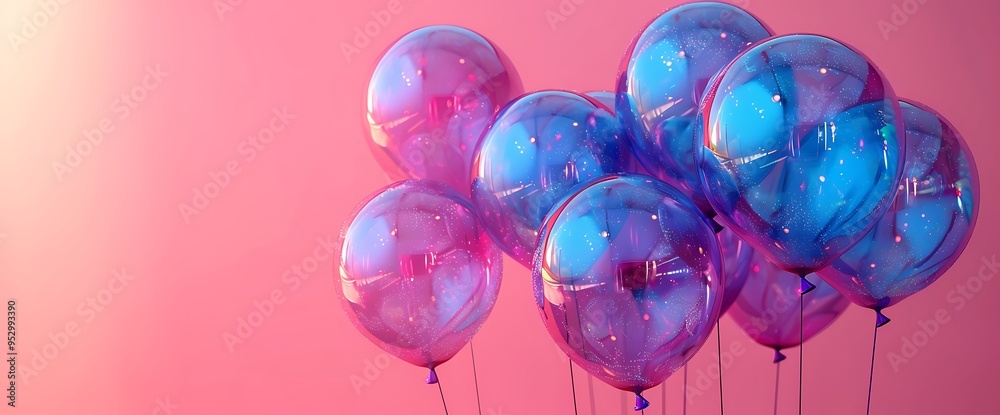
[471,90,635,267]
[718,226,754,314]
[532,174,722,409]
[818,100,979,325]
[365,25,523,194]
[729,251,849,362]
[336,180,503,382]
[697,34,905,285]
[617,2,772,215]
[584,90,616,110]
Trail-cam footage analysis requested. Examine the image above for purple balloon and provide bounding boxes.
[729,251,849,362]
[818,100,979,325]
[718,226,754,314]
[364,25,523,194]
[336,180,502,380]
[532,175,722,406]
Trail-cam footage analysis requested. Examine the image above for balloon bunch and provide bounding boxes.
[336,2,979,413]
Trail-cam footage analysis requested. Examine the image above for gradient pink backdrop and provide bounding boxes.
[1,0,997,414]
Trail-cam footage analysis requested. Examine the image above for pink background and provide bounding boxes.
[1,0,997,414]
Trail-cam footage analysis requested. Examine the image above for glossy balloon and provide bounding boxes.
[718,226,754,314]
[819,100,979,312]
[585,90,616,111]
[337,180,503,373]
[365,25,523,194]
[729,251,849,358]
[533,175,723,394]
[617,2,772,215]
[697,34,905,275]
[472,91,635,267]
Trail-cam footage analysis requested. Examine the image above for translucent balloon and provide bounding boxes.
[471,90,635,267]
[532,175,722,408]
[729,251,849,362]
[718,226,754,314]
[365,25,523,194]
[697,34,905,279]
[336,180,503,381]
[584,90,616,110]
[617,2,772,215]
[819,100,979,325]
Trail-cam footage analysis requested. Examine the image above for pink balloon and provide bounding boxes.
[336,180,502,381]
[364,25,523,194]
[728,251,849,362]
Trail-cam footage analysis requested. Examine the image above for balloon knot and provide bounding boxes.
[773,349,787,363]
[634,392,650,411]
[875,309,891,328]
[799,277,816,295]
[425,368,439,385]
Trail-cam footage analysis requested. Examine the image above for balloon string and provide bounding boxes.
[661,380,666,415]
[437,375,450,415]
[588,374,596,415]
[683,364,688,415]
[866,322,880,415]
[717,323,725,415]
[569,361,580,415]
[798,288,804,415]
[470,340,483,415]
[774,360,781,415]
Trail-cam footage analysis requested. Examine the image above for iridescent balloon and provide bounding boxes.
[365,25,523,194]
[585,90,616,110]
[718,226,754,314]
[532,175,722,409]
[729,251,849,362]
[617,2,772,215]
[819,100,979,326]
[471,90,635,267]
[337,180,503,382]
[697,34,905,283]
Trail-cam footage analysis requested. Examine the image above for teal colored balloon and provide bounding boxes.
[697,34,905,280]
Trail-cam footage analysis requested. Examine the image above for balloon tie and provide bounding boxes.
[470,341,483,415]
[717,323,725,415]
[875,309,891,328]
[569,361,580,415]
[798,282,804,415]
[773,360,782,415]
[773,349,787,363]
[866,314,881,415]
[634,391,650,411]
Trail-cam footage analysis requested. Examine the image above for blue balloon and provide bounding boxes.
[697,34,905,277]
[472,91,635,267]
[617,2,772,215]
[818,100,979,323]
